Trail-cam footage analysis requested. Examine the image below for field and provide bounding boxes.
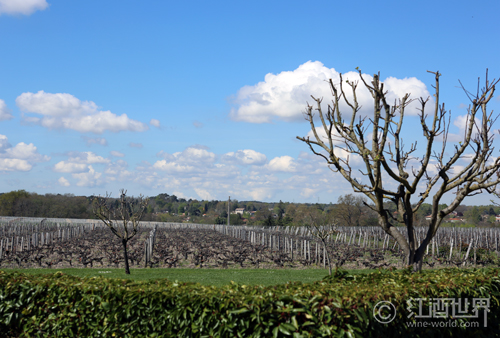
[1,216,500,273]
[1,217,500,337]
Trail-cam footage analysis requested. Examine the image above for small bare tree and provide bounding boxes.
[297,70,500,272]
[301,208,337,275]
[93,189,148,274]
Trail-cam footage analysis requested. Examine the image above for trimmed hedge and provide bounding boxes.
[0,268,499,337]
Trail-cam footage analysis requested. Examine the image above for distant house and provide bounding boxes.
[234,208,245,215]
[448,218,464,223]
[496,215,500,222]
[425,215,432,221]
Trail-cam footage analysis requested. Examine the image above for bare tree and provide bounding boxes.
[300,207,337,275]
[297,70,500,272]
[93,189,148,274]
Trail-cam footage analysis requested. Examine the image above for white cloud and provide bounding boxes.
[247,188,274,201]
[181,147,216,164]
[194,188,214,201]
[441,114,483,142]
[17,91,148,134]
[301,188,318,198]
[128,144,367,202]
[193,120,204,128]
[267,156,297,172]
[104,160,132,182]
[0,100,13,121]
[72,165,103,187]
[53,162,88,173]
[153,161,195,173]
[0,158,32,171]
[3,142,49,162]
[129,142,143,148]
[222,149,267,165]
[82,136,107,146]
[53,151,110,173]
[0,135,10,151]
[110,151,125,157]
[305,126,347,146]
[150,119,161,128]
[58,177,70,187]
[155,146,216,171]
[66,151,110,164]
[172,191,193,200]
[0,134,50,172]
[230,60,431,123]
[0,0,48,15]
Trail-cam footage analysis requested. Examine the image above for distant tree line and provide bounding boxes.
[1,190,499,227]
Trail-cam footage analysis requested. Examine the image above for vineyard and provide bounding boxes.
[1,216,500,271]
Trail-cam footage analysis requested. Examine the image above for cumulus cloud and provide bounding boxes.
[0,0,48,15]
[267,156,297,172]
[194,188,214,201]
[67,151,110,164]
[72,165,103,187]
[247,188,274,201]
[0,135,10,151]
[53,162,88,173]
[0,100,13,121]
[193,120,204,128]
[0,158,32,172]
[150,119,161,128]
[0,134,50,172]
[17,91,148,134]
[128,144,367,203]
[301,188,318,198]
[153,146,217,175]
[53,151,110,173]
[157,146,216,165]
[305,126,348,146]
[153,161,196,173]
[104,160,133,182]
[58,177,70,187]
[441,114,482,143]
[222,149,267,165]
[82,136,107,146]
[230,61,431,123]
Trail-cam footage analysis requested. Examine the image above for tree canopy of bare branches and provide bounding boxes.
[297,69,500,271]
[301,208,337,276]
[93,189,148,274]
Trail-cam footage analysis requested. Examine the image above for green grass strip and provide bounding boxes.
[0,267,373,286]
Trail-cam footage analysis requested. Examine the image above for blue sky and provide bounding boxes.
[0,0,499,204]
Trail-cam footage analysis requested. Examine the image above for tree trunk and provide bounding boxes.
[122,238,130,275]
[412,245,426,272]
